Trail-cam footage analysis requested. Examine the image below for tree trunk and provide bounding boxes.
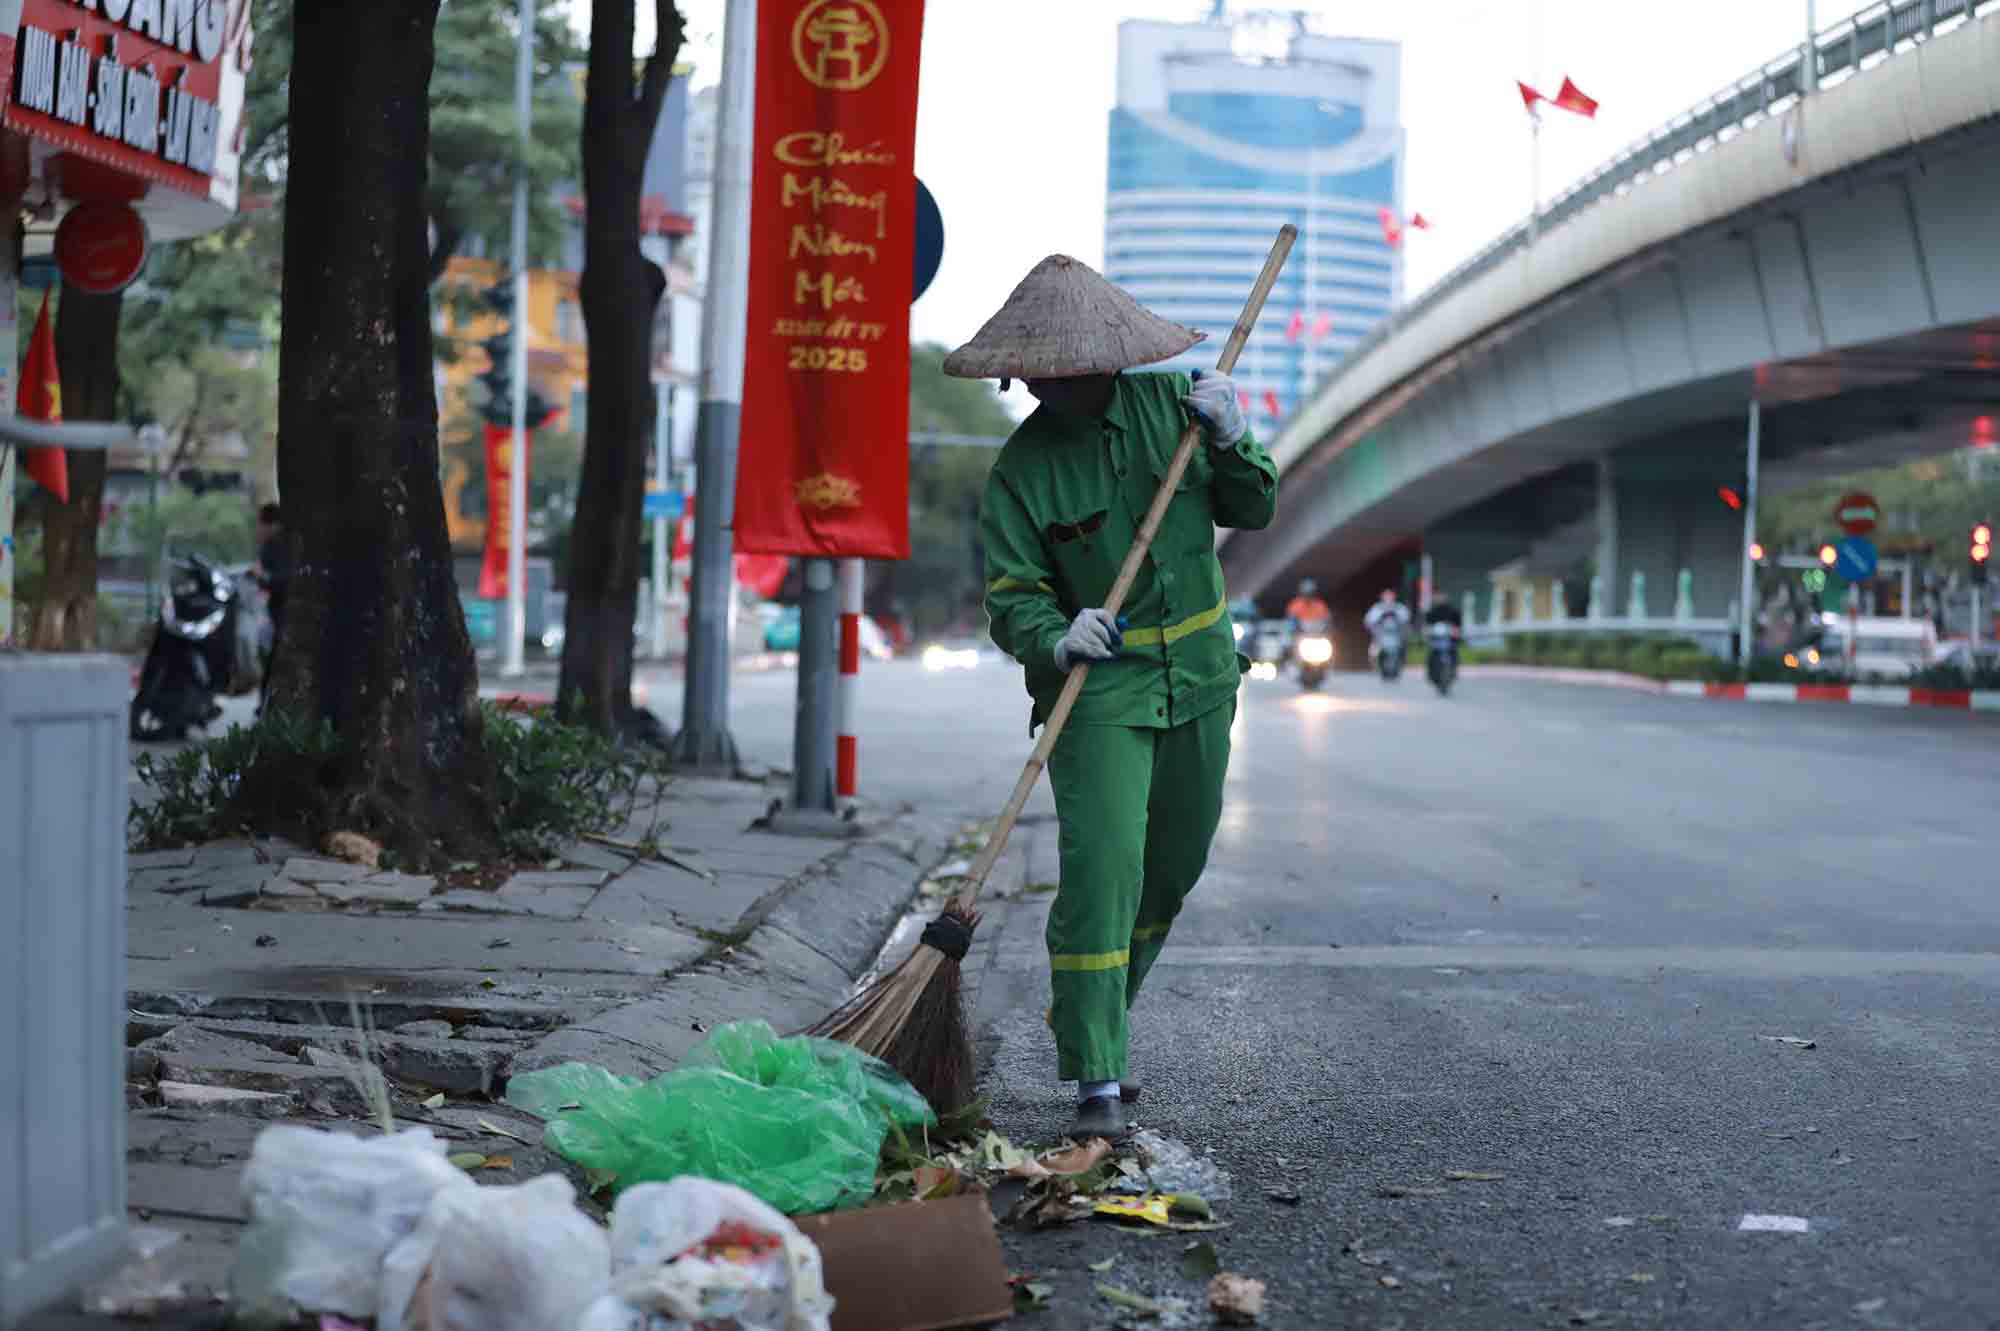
[256,0,496,866]
[556,0,682,738]
[25,286,122,650]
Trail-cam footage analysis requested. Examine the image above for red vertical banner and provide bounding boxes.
[734,0,924,559]
[479,423,530,599]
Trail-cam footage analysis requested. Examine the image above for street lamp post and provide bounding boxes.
[501,0,534,679]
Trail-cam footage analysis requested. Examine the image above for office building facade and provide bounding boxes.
[1106,12,1403,428]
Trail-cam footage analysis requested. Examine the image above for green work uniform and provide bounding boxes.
[980,371,1279,1082]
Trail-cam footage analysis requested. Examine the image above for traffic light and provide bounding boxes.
[1974,521,1993,585]
[472,278,557,429]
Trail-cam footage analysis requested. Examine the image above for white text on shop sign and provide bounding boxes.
[12,2,224,176]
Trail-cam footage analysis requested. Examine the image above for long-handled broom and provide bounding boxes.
[806,225,1298,1114]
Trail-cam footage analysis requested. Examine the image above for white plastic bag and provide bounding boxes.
[230,1126,477,1323]
[576,1177,833,1331]
[378,1173,610,1331]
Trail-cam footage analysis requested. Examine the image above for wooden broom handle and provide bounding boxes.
[950,225,1297,912]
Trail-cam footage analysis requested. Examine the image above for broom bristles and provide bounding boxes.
[805,932,976,1115]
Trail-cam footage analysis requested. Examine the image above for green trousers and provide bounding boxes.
[1045,702,1233,1082]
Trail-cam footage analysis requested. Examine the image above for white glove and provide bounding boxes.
[1054,608,1124,671]
[1183,370,1247,448]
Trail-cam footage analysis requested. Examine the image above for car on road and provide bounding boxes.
[1804,615,1940,678]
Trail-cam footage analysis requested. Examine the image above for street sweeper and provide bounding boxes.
[943,254,1279,1138]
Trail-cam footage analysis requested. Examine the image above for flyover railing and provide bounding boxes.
[1314,0,2000,409]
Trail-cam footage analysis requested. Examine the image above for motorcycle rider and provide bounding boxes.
[1423,597,1463,685]
[1284,578,1331,629]
[1363,587,1410,664]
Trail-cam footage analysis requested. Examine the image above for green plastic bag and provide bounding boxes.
[505,1020,935,1213]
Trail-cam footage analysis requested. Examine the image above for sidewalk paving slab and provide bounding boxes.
[56,766,972,1328]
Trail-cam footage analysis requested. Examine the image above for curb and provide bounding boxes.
[508,807,962,1080]
[477,654,794,711]
[1662,680,2000,711]
[1459,665,1665,693]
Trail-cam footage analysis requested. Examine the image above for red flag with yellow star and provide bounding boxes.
[18,290,67,503]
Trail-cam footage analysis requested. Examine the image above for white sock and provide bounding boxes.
[1079,1079,1119,1104]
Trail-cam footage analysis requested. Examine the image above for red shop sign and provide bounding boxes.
[54,200,149,293]
[732,0,926,559]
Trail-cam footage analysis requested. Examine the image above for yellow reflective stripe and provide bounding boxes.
[1049,948,1130,972]
[1121,595,1227,647]
[1131,923,1171,942]
[988,575,1055,597]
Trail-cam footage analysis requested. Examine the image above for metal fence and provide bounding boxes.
[1317,0,2000,402]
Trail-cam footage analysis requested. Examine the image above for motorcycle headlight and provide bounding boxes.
[1299,636,1333,665]
[1233,621,1246,643]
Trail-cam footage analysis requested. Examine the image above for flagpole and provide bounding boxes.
[1528,112,1541,245]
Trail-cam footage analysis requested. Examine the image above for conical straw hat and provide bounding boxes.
[943,255,1204,380]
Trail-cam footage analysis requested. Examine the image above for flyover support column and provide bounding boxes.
[1593,456,1617,621]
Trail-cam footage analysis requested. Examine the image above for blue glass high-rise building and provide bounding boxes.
[1106,12,1404,427]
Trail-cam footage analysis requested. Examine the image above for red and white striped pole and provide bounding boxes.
[836,558,862,799]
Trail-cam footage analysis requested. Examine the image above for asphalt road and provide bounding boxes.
[739,660,2000,1330]
[130,658,2000,1327]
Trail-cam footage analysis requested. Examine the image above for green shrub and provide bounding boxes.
[129,703,671,863]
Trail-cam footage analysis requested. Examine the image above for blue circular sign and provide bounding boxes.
[912,178,943,304]
[1833,534,1878,582]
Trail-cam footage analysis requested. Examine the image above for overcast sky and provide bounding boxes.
[568,0,1881,352]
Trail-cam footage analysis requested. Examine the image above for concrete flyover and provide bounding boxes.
[1220,0,2000,644]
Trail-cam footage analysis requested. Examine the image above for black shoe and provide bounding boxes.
[1070,1094,1128,1141]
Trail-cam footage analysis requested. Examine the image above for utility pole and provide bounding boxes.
[674,0,755,771]
[501,0,534,679]
[650,382,672,659]
[1738,398,1761,669]
[1802,1,1819,94]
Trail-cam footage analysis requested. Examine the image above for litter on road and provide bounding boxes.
[1738,1213,1812,1233]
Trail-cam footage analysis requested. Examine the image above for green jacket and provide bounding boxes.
[980,372,1279,731]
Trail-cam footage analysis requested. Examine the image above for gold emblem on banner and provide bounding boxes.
[796,472,863,511]
[792,0,889,91]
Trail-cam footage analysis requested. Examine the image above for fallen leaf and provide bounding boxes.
[912,1165,960,1200]
[1088,1258,1116,1273]
[1603,1217,1637,1228]
[1830,1152,1855,1166]
[618,945,643,954]
[1444,1170,1505,1182]
[1208,1273,1266,1326]
[487,939,512,950]
[1758,1035,1817,1049]
[1628,1272,1656,1284]
[324,830,382,869]
[1570,1312,1604,1326]
[1855,1297,1886,1314]
[479,979,498,990]
[1168,1193,1213,1219]
[584,1168,618,1194]
[1181,1240,1220,1279]
[1379,1275,1402,1289]
[420,1093,445,1109]
[1097,1284,1166,1317]
[254,934,278,948]
[1037,1137,1112,1176]
[1013,1280,1054,1310]
[1266,1189,1302,1205]
[479,1155,513,1170]
[1891,1134,1920,1142]
[447,1152,487,1170]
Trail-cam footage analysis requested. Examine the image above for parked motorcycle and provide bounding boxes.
[131,556,240,741]
[1373,619,1406,682]
[1426,622,1460,696]
[1294,619,1333,691]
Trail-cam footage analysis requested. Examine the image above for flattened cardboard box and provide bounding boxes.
[793,1193,1014,1330]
